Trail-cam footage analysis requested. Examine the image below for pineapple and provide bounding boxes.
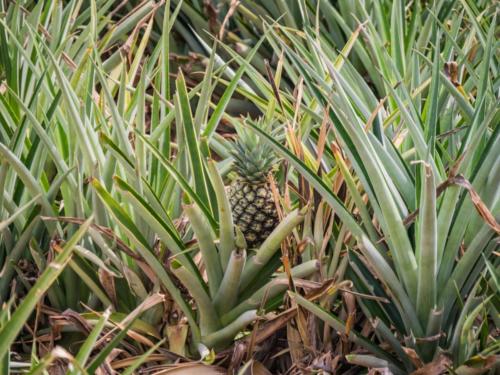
[228,118,280,248]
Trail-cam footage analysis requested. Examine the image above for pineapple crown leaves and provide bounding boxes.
[229,117,282,182]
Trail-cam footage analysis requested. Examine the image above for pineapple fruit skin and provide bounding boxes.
[228,179,279,248]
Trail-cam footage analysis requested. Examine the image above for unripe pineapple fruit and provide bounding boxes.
[228,179,278,248]
[228,118,280,248]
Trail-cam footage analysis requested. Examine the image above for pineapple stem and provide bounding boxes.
[213,248,246,315]
[221,260,320,325]
[202,310,258,350]
[207,159,235,271]
[184,203,223,298]
[172,264,221,337]
[239,206,308,291]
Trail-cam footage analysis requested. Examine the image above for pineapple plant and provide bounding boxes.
[227,118,281,248]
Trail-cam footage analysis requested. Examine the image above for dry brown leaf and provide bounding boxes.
[367,368,393,375]
[452,175,500,234]
[310,352,339,373]
[228,341,247,373]
[50,309,93,334]
[454,355,499,375]
[218,308,297,361]
[203,0,219,34]
[239,360,273,375]
[269,173,284,220]
[218,0,240,40]
[410,353,452,375]
[287,321,305,365]
[97,347,123,375]
[166,324,188,357]
[295,303,311,348]
[444,62,460,86]
[315,109,332,168]
[111,354,174,370]
[248,308,296,345]
[365,98,387,132]
[125,328,156,347]
[98,267,117,307]
[250,360,273,375]
[152,362,226,374]
[402,347,424,369]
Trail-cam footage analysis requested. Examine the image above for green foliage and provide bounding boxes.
[234,0,499,371]
[0,0,498,373]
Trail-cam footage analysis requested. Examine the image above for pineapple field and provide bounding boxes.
[0,0,498,374]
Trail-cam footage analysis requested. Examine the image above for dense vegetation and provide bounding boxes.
[0,0,498,374]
